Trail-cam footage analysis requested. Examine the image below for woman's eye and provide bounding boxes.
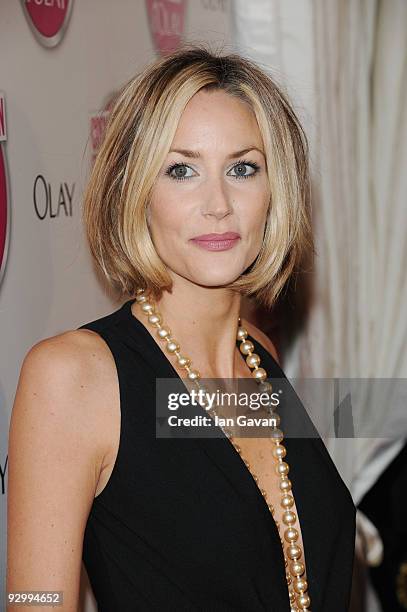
[227,161,260,179]
[166,164,195,181]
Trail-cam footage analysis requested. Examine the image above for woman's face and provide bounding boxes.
[147,89,270,288]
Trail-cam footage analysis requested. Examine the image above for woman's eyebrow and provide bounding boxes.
[168,147,265,159]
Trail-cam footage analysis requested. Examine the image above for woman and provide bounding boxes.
[7,46,356,611]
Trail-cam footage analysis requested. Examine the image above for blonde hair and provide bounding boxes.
[82,44,314,309]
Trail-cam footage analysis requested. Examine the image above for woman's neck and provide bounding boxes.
[147,283,244,379]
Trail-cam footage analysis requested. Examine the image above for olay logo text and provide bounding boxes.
[33,175,75,219]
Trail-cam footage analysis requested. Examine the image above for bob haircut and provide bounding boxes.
[82,44,314,310]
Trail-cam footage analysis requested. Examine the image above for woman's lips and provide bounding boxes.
[192,238,239,251]
[190,236,241,251]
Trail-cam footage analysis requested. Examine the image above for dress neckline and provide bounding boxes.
[119,297,319,610]
[121,296,288,504]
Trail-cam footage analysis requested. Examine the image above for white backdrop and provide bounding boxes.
[232,2,407,611]
[4,1,396,610]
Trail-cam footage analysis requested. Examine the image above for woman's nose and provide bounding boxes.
[201,178,233,219]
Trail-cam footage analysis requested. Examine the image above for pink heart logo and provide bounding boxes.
[146,0,187,55]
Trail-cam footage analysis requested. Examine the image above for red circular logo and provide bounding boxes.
[0,94,10,290]
[146,0,187,55]
[21,0,74,48]
[0,146,9,290]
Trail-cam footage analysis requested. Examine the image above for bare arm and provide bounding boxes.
[6,331,114,611]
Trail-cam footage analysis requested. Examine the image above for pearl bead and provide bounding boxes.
[141,302,154,313]
[187,369,200,380]
[239,340,254,355]
[280,478,292,492]
[158,326,171,339]
[270,428,284,443]
[287,545,302,560]
[252,367,267,381]
[236,327,248,340]
[293,578,308,594]
[177,355,191,367]
[284,527,299,542]
[296,593,310,608]
[135,294,147,303]
[148,313,161,325]
[276,461,290,476]
[290,561,305,576]
[282,510,296,525]
[273,445,286,459]
[258,381,273,393]
[281,494,294,509]
[166,340,179,353]
[246,353,261,367]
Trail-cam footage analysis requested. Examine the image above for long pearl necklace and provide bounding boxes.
[134,288,311,611]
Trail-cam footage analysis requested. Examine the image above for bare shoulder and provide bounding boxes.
[240,317,281,366]
[14,327,119,472]
[21,326,117,391]
[23,326,114,375]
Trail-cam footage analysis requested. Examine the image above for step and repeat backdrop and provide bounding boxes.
[0,1,232,608]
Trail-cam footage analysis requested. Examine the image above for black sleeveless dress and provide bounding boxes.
[78,298,356,612]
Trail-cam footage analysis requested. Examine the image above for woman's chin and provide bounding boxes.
[186,270,244,288]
